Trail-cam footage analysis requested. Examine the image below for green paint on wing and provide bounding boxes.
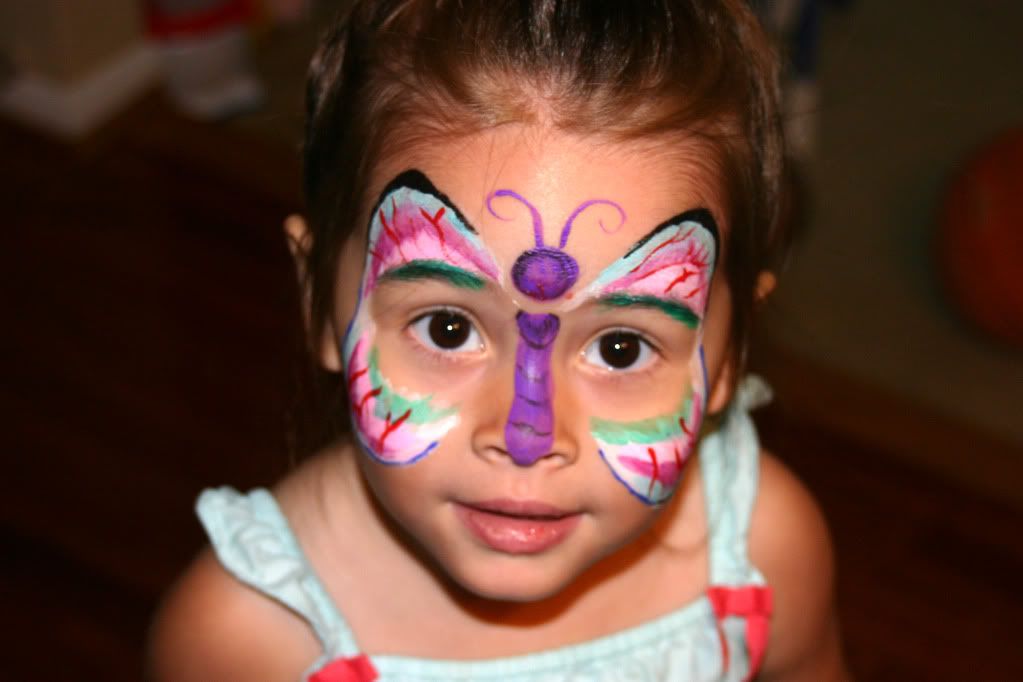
[380,260,485,290]
[599,293,699,329]
[590,393,693,445]
[368,347,458,423]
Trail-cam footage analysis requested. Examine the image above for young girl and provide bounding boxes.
[150,1,848,679]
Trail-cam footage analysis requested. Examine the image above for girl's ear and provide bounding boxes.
[755,270,777,302]
[284,215,343,372]
[706,346,736,415]
[705,269,776,413]
[284,214,314,329]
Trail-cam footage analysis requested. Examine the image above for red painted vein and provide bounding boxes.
[628,227,692,274]
[627,261,683,285]
[378,408,412,452]
[420,206,451,260]
[357,386,382,418]
[664,267,696,294]
[347,367,368,391]
[420,206,447,232]
[679,414,694,438]
[380,199,408,263]
[648,447,659,496]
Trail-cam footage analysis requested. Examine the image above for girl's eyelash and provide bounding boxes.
[597,326,664,358]
[408,305,460,323]
[408,306,480,328]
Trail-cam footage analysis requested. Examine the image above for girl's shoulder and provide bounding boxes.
[749,450,848,680]
[147,455,342,681]
[147,546,321,680]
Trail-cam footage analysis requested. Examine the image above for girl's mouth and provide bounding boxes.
[454,499,581,554]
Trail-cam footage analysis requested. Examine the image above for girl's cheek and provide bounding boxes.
[342,319,464,466]
[582,346,708,505]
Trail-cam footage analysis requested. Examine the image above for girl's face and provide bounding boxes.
[326,126,735,601]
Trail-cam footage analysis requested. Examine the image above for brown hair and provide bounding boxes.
[299,0,786,445]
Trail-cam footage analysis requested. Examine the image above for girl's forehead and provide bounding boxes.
[369,126,726,275]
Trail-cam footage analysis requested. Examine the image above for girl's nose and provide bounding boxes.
[505,312,561,466]
[470,312,579,468]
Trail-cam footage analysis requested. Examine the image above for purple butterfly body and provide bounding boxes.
[488,189,626,466]
[505,312,559,465]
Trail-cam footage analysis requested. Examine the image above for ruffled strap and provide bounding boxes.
[196,487,363,670]
[697,375,773,680]
[699,374,771,585]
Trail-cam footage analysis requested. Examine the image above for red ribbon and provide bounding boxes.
[308,654,378,682]
[706,585,773,682]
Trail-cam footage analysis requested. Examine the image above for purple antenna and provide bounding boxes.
[487,190,546,248]
[488,190,580,301]
[560,199,626,247]
[488,192,627,301]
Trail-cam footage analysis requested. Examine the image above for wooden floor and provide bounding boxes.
[2,95,1021,681]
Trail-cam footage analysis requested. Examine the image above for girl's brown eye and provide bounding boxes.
[429,312,470,349]
[583,330,654,372]
[599,332,641,368]
[411,310,483,353]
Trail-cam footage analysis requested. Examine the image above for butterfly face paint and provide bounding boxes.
[343,170,500,465]
[581,210,719,504]
[487,191,627,465]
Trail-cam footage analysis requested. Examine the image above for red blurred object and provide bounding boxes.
[938,127,1023,347]
[146,0,254,40]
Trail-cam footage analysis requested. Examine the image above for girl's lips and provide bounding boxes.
[455,500,581,555]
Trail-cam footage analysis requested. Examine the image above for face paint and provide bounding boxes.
[347,339,460,464]
[581,210,719,504]
[488,191,627,465]
[591,352,707,504]
[343,170,499,465]
[489,190,625,301]
[586,208,716,313]
[505,311,560,464]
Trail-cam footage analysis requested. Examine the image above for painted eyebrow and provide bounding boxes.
[596,293,700,329]
[378,259,487,290]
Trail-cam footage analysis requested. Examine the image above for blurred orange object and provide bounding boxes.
[938,127,1023,347]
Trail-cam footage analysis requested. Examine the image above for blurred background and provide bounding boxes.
[1,0,1021,679]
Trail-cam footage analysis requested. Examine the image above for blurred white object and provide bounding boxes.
[148,0,264,119]
[0,44,159,137]
[160,26,264,119]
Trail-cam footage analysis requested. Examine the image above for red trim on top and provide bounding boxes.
[707,585,773,682]
[146,0,254,39]
[308,654,378,682]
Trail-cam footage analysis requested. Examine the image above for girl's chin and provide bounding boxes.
[448,568,576,604]
[433,549,593,605]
